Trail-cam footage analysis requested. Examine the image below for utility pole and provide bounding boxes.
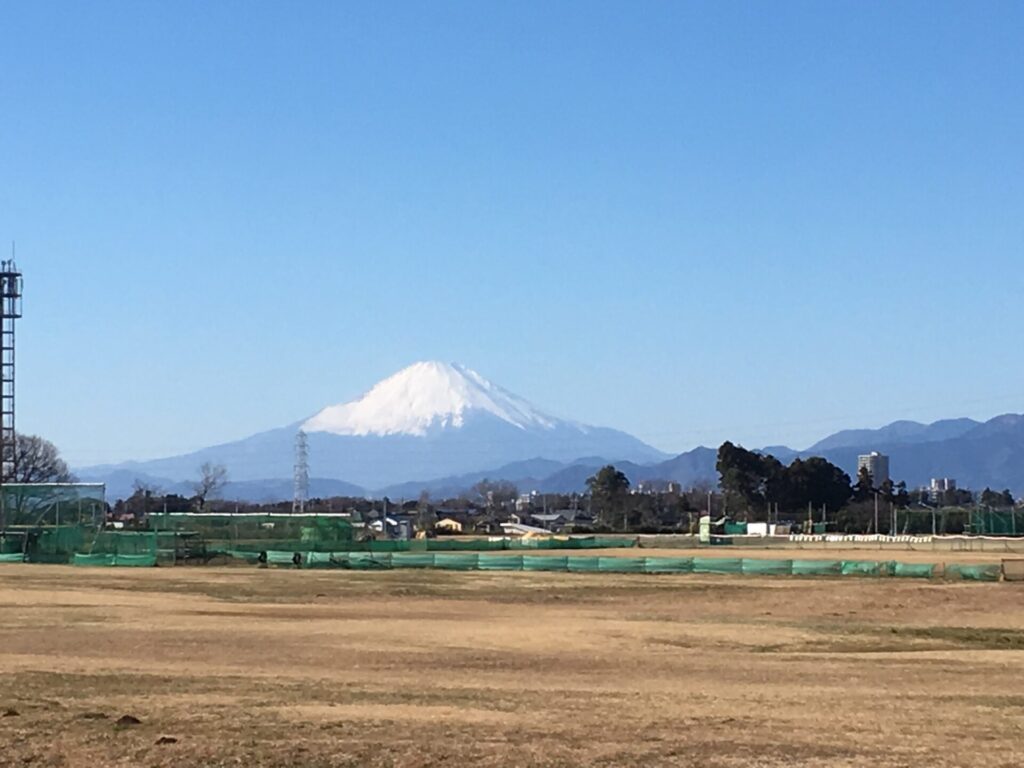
[292,430,309,514]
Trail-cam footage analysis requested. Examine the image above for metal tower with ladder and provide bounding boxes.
[0,258,22,485]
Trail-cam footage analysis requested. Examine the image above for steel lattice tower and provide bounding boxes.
[293,430,309,514]
[0,259,22,485]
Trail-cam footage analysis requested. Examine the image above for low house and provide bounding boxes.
[529,513,567,532]
[435,517,463,534]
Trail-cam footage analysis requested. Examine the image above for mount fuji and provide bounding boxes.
[81,361,667,494]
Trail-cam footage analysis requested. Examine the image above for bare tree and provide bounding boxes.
[131,478,162,517]
[11,433,75,483]
[193,462,227,511]
[415,490,435,534]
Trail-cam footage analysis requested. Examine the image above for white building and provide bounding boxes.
[929,477,956,502]
[857,452,890,487]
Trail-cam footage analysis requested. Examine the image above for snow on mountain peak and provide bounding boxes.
[302,361,559,437]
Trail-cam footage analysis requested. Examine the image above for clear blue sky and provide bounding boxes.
[1,1,1022,466]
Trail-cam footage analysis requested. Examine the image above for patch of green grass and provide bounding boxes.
[889,626,1024,650]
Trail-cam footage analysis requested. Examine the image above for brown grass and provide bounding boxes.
[0,565,1022,767]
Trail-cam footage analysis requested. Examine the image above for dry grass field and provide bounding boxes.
[525,546,1015,563]
[0,564,1022,767]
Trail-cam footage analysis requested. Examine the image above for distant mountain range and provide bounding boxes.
[78,361,667,500]
[76,361,1024,501]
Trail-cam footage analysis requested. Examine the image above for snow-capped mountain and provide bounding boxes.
[304,361,559,436]
[80,361,668,492]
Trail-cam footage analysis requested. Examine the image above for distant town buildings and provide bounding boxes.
[857,451,890,487]
[929,477,957,503]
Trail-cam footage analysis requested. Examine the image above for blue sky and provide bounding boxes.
[0,1,1022,466]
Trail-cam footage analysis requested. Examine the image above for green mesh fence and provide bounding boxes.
[149,513,356,555]
[145,517,637,556]
[27,526,87,563]
[969,508,1024,536]
[0,552,24,563]
[87,531,158,556]
[66,530,160,566]
[1,484,105,528]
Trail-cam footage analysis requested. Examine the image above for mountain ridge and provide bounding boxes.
[78,361,668,492]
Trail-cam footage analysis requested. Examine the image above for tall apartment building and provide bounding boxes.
[929,477,956,502]
[857,451,890,487]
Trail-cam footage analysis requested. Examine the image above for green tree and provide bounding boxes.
[852,466,874,503]
[785,457,851,513]
[980,487,1014,508]
[716,442,769,514]
[586,465,630,530]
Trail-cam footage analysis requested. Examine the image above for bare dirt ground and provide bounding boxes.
[0,565,1022,767]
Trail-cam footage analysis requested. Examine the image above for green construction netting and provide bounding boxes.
[267,550,301,566]
[390,553,438,568]
[0,552,24,563]
[86,531,158,556]
[891,562,935,579]
[431,554,481,570]
[945,563,1002,582]
[290,553,964,579]
[0,526,91,564]
[73,553,157,567]
[508,536,637,550]
[692,557,744,574]
[429,539,506,552]
[566,556,601,573]
[741,558,793,576]
[596,556,647,573]
[39,527,88,561]
[642,557,695,574]
[300,551,392,569]
[840,560,888,577]
[477,554,524,571]
[522,555,569,571]
[790,559,843,576]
